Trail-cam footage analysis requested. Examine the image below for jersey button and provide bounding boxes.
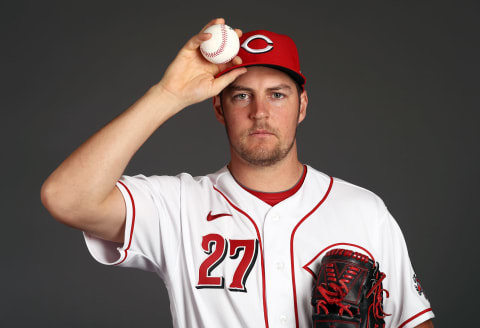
[275,262,284,270]
[271,213,280,221]
[279,315,287,324]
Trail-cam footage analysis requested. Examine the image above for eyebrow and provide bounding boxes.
[226,83,293,93]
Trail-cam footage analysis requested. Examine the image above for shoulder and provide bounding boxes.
[306,165,388,220]
[333,177,384,205]
[119,167,229,192]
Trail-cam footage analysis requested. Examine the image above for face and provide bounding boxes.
[214,66,307,167]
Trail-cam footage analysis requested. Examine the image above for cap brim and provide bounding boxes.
[217,63,306,89]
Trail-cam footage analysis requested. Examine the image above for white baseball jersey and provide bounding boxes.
[84,165,434,328]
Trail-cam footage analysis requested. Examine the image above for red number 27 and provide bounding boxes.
[196,233,259,292]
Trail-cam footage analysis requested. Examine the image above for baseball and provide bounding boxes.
[200,24,240,64]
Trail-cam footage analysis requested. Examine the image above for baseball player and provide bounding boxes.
[41,18,434,328]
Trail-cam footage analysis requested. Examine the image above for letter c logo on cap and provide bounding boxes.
[241,34,273,54]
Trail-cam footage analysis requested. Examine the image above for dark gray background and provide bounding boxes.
[2,1,478,327]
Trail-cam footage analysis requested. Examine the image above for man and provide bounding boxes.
[41,18,434,328]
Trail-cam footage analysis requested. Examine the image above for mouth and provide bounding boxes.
[250,129,273,135]
[248,130,276,139]
[248,125,277,136]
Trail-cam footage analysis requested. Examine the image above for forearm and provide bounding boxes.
[41,18,246,237]
[41,84,181,223]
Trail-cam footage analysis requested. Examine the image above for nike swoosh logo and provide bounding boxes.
[207,211,232,221]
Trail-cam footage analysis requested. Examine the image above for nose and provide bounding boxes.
[249,98,269,120]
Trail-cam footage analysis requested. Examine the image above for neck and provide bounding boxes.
[228,144,304,192]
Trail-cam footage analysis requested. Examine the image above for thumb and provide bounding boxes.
[211,67,248,95]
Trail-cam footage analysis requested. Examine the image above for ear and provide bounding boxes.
[213,95,225,125]
[297,89,308,124]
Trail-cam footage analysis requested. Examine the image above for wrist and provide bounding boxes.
[147,83,186,116]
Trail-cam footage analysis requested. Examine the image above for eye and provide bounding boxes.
[271,92,285,99]
[233,93,249,101]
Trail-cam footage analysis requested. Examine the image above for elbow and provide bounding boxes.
[41,178,68,224]
[40,178,85,228]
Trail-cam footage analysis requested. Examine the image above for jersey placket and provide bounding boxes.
[262,205,298,327]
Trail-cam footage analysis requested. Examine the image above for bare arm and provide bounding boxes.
[414,319,434,328]
[40,18,246,243]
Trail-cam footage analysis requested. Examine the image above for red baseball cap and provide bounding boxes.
[216,30,306,89]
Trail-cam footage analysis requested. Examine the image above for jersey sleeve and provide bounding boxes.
[379,206,435,328]
[83,174,182,277]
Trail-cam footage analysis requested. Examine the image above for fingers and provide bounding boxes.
[184,31,210,51]
[231,55,243,66]
[183,19,223,51]
[184,18,237,52]
[234,28,243,39]
[200,18,225,33]
[202,19,241,39]
[212,67,248,95]
[216,55,243,73]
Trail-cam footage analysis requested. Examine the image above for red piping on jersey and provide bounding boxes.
[302,243,376,279]
[290,176,333,328]
[213,186,269,328]
[398,308,433,328]
[116,181,136,265]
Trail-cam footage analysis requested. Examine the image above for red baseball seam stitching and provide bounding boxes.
[201,25,227,58]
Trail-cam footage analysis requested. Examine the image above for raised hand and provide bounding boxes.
[156,18,247,110]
